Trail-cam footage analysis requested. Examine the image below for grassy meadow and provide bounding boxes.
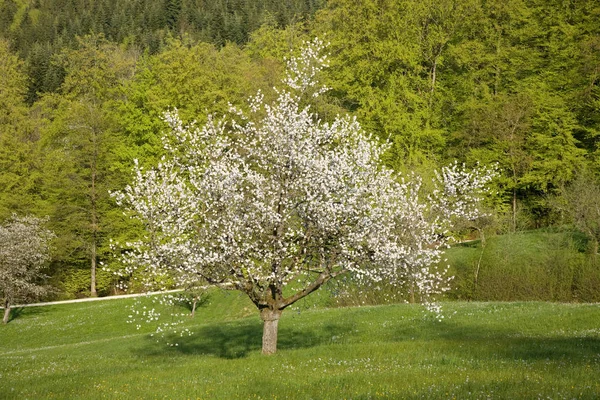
[1,290,599,399]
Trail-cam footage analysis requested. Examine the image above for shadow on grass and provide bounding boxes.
[137,317,356,359]
[4,306,51,324]
[393,318,600,364]
[137,303,600,363]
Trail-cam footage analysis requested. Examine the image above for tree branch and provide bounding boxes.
[280,268,348,309]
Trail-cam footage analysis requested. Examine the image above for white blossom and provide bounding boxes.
[0,215,54,323]
[431,161,498,226]
[111,39,496,342]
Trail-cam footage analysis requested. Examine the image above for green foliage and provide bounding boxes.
[51,268,115,299]
[1,0,600,299]
[132,39,260,124]
[315,0,445,169]
[34,36,141,294]
[554,170,600,254]
[309,0,598,229]
[0,39,45,220]
[0,0,325,102]
[446,230,600,302]
[112,37,283,172]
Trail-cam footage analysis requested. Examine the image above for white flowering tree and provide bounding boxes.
[0,215,54,324]
[114,39,495,354]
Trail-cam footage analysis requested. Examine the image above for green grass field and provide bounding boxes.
[1,292,599,399]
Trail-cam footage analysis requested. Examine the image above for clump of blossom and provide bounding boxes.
[432,161,498,225]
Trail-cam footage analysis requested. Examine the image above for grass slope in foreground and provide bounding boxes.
[1,292,599,399]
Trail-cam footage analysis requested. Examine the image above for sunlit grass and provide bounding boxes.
[1,294,599,399]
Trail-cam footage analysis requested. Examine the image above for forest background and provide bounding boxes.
[0,0,599,301]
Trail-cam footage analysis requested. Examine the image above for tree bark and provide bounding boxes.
[473,229,486,300]
[90,241,97,297]
[190,297,197,318]
[512,188,517,232]
[251,270,346,355]
[260,308,282,355]
[2,300,10,324]
[90,123,98,297]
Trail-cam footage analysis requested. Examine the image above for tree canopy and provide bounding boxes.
[0,0,598,301]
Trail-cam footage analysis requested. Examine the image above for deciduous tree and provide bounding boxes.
[0,39,40,220]
[38,35,138,297]
[556,170,600,254]
[0,215,54,324]
[114,40,495,354]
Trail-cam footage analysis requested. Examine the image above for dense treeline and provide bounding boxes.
[0,0,598,299]
[0,0,324,101]
[317,0,600,228]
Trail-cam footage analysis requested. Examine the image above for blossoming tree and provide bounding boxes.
[114,39,495,354]
[0,215,54,324]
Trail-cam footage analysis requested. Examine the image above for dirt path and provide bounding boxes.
[0,289,184,309]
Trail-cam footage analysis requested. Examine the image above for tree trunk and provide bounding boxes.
[90,241,97,297]
[473,229,486,301]
[512,188,517,232]
[260,308,282,355]
[190,297,197,318]
[90,126,98,298]
[2,300,10,324]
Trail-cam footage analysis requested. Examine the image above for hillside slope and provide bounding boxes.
[1,292,599,399]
